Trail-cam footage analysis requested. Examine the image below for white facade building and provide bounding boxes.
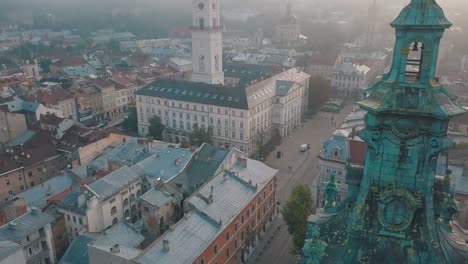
[136,68,310,155]
[332,61,370,98]
[58,166,143,239]
[191,0,224,85]
[0,209,56,264]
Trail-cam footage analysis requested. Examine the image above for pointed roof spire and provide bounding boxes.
[391,0,451,29]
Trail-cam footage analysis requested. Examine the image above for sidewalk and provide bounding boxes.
[246,215,285,264]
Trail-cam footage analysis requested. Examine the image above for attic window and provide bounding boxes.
[334,150,339,157]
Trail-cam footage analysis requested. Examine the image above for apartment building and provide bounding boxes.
[0,209,56,264]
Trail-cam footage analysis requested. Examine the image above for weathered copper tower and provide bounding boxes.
[302,0,468,263]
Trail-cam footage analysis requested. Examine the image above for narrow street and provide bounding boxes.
[247,102,356,264]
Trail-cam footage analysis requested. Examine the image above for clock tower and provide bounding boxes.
[191,0,224,85]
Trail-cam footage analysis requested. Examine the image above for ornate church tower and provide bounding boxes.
[302,0,468,263]
[191,0,224,85]
[365,0,379,49]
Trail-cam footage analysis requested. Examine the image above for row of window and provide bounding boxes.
[138,97,245,117]
[199,182,275,264]
[66,214,84,225]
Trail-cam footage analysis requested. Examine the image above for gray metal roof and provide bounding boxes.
[131,148,193,183]
[140,189,174,208]
[136,211,219,264]
[0,240,22,261]
[13,173,75,210]
[0,210,54,241]
[189,157,278,225]
[86,166,141,201]
[59,235,94,264]
[136,153,277,264]
[91,222,144,250]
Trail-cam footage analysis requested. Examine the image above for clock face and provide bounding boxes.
[198,2,204,10]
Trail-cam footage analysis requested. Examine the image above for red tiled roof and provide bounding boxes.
[53,56,87,67]
[47,188,71,205]
[22,86,73,106]
[349,139,367,165]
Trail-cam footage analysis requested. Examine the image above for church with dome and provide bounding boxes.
[302,0,468,263]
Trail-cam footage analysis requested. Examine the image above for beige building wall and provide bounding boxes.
[0,110,28,145]
[78,133,130,166]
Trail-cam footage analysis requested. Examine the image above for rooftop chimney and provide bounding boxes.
[162,240,170,252]
[8,221,17,229]
[110,244,120,253]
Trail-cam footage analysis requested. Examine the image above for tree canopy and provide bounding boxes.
[281,184,314,255]
[122,107,138,133]
[189,126,213,146]
[148,116,165,140]
[308,76,335,111]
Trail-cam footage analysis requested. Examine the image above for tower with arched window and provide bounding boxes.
[302,0,468,262]
[191,0,224,85]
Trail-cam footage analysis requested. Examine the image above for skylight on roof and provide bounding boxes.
[220,96,225,100]
[160,88,166,92]
[175,89,180,94]
[189,91,194,95]
[167,88,173,92]
[213,95,218,99]
[182,90,187,95]
[196,92,202,97]
[204,93,209,97]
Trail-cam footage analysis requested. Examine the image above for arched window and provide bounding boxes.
[199,56,205,72]
[130,194,135,202]
[124,209,130,218]
[123,198,129,207]
[112,218,118,225]
[137,189,142,196]
[111,206,117,215]
[405,41,424,83]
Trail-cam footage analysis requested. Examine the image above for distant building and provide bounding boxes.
[0,209,56,264]
[274,0,302,48]
[22,86,78,121]
[332,61,370,98]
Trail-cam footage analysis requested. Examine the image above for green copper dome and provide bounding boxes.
[391,0,452,29]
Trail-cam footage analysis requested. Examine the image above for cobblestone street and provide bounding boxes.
[247,102,356,264]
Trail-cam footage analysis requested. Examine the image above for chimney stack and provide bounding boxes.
[162,240,170,252]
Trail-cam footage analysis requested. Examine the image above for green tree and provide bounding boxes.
[281,184,314,255]
[122,107,138,133]
[308,76,335,111]
[39,59,52,73]
[189,126,213,146]
[148,116,165,140]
